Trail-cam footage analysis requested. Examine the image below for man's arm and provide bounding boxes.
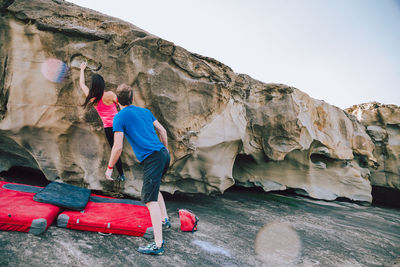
[153,120,168,149]
[105,131,124,180]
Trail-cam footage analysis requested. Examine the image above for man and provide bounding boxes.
[105,83,171,255]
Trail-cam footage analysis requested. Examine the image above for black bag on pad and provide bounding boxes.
[33,182,91,211]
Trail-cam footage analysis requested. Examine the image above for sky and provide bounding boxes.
[68,0,400,109]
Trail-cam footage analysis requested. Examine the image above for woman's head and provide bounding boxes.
[83,74,105,107]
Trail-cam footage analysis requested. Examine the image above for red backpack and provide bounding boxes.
[178,209,199,232]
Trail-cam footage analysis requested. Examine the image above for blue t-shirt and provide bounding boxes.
[113,106,165,162]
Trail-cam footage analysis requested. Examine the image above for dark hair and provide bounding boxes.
[83,74,105,107]
[116,83,133,106]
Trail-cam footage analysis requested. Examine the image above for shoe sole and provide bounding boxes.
[137,250,164,255]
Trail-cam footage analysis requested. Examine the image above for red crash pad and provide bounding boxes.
[57,194,153,237]
[0,181,62,235]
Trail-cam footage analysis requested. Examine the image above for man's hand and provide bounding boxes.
[105,168,113,181]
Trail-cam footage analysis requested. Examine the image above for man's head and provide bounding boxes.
[116,83,133,106]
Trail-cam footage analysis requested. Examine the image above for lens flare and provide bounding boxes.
[255,221,302,265]
[41,58,69,83]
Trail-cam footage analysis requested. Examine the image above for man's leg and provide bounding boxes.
[138,148,169,254]
[159,149,171,224]
[157,192,168,221]
[146,201,163,248]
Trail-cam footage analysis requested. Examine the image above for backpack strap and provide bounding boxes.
[191,216,199,233]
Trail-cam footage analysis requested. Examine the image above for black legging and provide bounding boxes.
[104,127,124,176]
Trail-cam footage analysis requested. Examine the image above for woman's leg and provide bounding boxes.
[104,127,124,175]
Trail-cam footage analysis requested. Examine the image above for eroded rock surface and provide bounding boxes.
[0,0,395,202]
[346,102,400,191]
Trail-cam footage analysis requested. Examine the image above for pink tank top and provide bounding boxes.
[94,98,118,128]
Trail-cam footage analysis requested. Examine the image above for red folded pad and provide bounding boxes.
[0,181,62,235]
[57,194,153,237]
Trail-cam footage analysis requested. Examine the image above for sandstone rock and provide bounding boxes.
[346,102,400,190]
[0,0,386,202]
[366,125,387,142]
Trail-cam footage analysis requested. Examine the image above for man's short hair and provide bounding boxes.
[116,83,133,106]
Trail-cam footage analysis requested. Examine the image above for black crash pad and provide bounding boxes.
[33,182,91,211]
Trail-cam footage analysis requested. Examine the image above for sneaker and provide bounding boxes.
[117,174,126,182]
[137,241,164,255]
[162,218,171,229]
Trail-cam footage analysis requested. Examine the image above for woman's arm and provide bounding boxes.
[79,62,90,97]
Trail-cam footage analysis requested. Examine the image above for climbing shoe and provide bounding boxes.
[162,218,171,229]
[137,241,164,255]
[116,174,126,182]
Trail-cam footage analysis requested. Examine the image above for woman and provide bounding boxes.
[79,62,125,181]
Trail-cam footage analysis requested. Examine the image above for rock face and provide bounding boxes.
[346,102,400,191]
[0,0,394,202]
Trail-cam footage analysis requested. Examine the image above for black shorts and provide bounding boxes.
[141,148,170,203]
